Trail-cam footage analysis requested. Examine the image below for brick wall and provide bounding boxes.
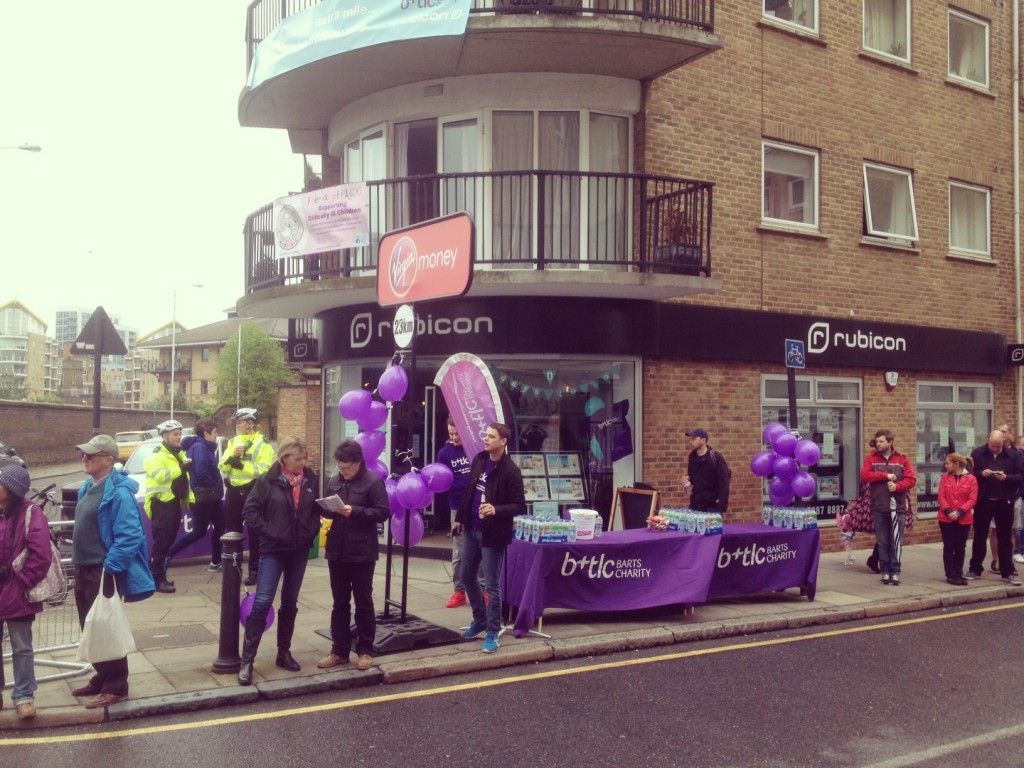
[276,383,323,490]
[0,402,194,467]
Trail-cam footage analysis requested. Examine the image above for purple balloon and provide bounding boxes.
[794,439,822,467]
[769,488,795,507]
[355,429,386,460]
[750,451,776,478]
[770,476,790,497]
[421,462,455,493]
[772,456,798,482]
[384,478,404,518]
[239,593,275,630]
[338,389,373,422]
[378,365,409,403]
[368,457,390,480]
[763,422,788,446]
[391,510,425,547]
[791,471,816,497]
[357,400,388,431]
[772,431,798,458]
[396,472,431,510]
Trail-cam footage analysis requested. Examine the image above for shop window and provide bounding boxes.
[948,10,988,88]
[763,142,819,230]
[863,162,918,245]
[949,181,990,257]
[915,381,993,517]
[864,0,910,61]
[763,0,818,34]
[762,375,862,524]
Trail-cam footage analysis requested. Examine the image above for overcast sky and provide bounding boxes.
[1,2,300,339]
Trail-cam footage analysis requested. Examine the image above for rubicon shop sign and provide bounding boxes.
[376,213,474,307]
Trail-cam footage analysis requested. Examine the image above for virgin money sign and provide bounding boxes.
[377,213,473,307]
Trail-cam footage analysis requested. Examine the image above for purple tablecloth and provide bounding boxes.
[504,524,820,637]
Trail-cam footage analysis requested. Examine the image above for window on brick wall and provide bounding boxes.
[200,380,208,395]
[948,10,988,88]
[763,0,818,34]
[863,0,910,62]
[762,142,818,230]
[863,162,918,245]
[949,181,990,258]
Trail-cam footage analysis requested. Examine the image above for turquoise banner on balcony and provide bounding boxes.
[247,0,472,90]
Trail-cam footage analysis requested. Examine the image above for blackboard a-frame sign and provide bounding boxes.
[610,487,659,531]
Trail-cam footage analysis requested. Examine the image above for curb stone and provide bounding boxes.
[256,669,383,700]
[106,687,260,722]
[381,642,552,684]
[548,627,675,660]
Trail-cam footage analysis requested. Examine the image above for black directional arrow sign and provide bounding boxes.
[71,306,127,433]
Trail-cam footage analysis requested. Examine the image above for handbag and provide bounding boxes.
[77,569,137,663]
[11,505,65,603]
[193,486,221,504]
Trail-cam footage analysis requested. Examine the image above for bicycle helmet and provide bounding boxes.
[156,419,184,434]
[230,408,258,422]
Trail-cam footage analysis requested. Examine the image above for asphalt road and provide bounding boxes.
[5,599,1023,767]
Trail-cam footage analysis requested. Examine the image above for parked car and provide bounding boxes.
[114,430,156,461]
[0,440,26,468]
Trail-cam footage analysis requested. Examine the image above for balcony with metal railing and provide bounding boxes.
[240,0,720,130]
[239,169,717,319]
[141,358,192,375]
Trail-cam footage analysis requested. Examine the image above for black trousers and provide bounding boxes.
[149,499,182,580]
[224,482,259,573]
[969,498,1014,577]
[939,520,970,578]
[75,565,129,695]
[328,559,377,657]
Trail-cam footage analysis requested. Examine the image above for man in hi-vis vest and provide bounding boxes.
[145,420,194,593]
[220,408,275,585]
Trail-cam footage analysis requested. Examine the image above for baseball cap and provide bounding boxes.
[685,428,709,440]
[76,435,119,457]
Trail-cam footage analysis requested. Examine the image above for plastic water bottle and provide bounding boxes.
[594,514,603,538]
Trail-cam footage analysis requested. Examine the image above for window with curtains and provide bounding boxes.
[344,127,387,269]
[948,10,988,88]
[762,141,818,229]
[863,162,918,244]
[763,0,818,33]
[863,0,910,61]
[949,181,990,257]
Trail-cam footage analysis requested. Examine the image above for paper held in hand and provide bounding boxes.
[316,494,346,512]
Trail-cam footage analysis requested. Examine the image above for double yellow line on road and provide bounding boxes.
[4,600,1021,746]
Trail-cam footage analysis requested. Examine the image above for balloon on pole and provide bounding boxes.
[396,472,431,510]
[239,593,274,629]
[357,400,389,431]
[421,462,454,493]
[750,451,776,478]
[338,389,373,422]
[378,364,409,403]
[391,510,425,547]
[355,429,386,460]
[794,439,822,466]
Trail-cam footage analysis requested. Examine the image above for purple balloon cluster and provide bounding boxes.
[380,465,454,548]
[750,423,822,507]
[337,365,411,480]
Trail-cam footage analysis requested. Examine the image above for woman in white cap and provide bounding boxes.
[0,464,51,719]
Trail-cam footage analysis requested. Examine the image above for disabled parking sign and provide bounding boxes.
[785,339,805,369]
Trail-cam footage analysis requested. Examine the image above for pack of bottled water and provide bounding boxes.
[762,505,818,530]
[657,508,722,535]
[514,515,576,544]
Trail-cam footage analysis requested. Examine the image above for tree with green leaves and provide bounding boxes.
[0,370,27,401]
[214,321,295,417]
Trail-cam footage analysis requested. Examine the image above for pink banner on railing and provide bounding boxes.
[434,353,504,459]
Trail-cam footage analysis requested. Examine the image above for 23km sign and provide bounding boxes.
[376,213,474,307]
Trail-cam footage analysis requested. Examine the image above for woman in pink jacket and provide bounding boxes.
[937,453,978,586]
[0,465,52,719]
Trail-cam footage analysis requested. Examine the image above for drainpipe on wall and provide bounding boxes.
[1015,0,1022,432]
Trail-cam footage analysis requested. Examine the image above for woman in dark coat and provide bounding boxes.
[316,440,389,672]
[238,437,321,685]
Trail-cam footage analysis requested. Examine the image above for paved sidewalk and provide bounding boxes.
[3,537,1022,731]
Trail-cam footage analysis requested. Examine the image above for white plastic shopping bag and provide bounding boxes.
[77,569,137,663]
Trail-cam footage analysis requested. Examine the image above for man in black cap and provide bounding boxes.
[682,428,730,515]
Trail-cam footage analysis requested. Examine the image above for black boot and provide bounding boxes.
[276,606,300,671]
[238,616,264,686]
[243,571,258,587]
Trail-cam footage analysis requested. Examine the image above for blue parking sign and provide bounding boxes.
[785,339,805,369]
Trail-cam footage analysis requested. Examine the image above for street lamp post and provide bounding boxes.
[170,283,203,420]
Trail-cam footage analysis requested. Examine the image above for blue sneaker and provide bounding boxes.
[481,632,500,654]
[207,562,223,572]
[461,620,485,640]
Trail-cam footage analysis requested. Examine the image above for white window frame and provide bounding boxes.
[948,9,989,89]
[762,141,820,231]
[863,0,911,62]
[863,162,919,244]
[762,0,819,35]
[948,181,991,258]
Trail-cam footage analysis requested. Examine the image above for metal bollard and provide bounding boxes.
[212,531,244,674]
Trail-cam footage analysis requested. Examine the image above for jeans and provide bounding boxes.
[970,498,1014,577]
[167,498,225,564]
[939,520,970,579]
[461,527,505,634]
[149,499,182,579]
[451,530,484,593]
[871,507,904,577]
[1,618,37,704]
[328,559,376,656]
[74,565,129,695]
[248,549,309,629]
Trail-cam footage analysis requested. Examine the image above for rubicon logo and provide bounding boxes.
[350,313,373,349]
[807,322,830,353]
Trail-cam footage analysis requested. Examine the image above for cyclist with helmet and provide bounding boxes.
[220,408,275,586]
[144,420,194,593]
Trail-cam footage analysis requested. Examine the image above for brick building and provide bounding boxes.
[234,2,1021,550]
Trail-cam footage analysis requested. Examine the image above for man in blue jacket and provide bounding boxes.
[71,435,154,709]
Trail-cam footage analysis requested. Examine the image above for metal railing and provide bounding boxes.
[244,170,712,293]
[141,358,192,374]
[245,0,715,72]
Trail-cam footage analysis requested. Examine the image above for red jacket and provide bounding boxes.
[937,471,977,525]
[860,449,916,514]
